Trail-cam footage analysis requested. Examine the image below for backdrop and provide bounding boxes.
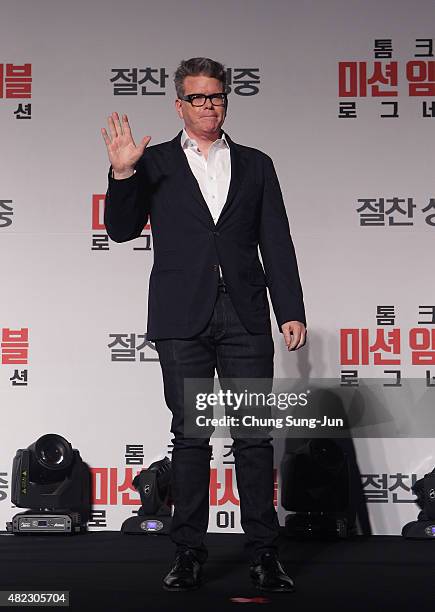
[1,0,434,535]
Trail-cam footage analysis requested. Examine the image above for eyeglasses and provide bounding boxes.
[179,92,228,107]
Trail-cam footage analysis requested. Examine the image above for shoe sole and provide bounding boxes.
[162,582,202,592]
[253,584,295,593]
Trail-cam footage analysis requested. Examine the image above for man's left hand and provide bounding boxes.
[281,321,306,351]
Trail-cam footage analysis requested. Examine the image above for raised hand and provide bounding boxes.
[102,112,151,179]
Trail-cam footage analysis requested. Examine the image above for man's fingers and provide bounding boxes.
[282,327,292,349]
[108,112,123,139]
[122,114,135,145]
[282,323,306,351]
[138,135,152,153]
[294,330,306,350]
[107,115,118,140]
[282,325,297,349]
[113,111,123,135]
[101,127,111,147]
[287,330,300,351]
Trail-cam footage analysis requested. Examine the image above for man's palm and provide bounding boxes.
[102,112,151,175]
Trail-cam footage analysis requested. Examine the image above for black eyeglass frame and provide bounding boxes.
[179,92,228,107]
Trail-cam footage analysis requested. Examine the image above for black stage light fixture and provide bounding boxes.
[281,438,354,538]
[6,433,90,535]
[121,457,172,534]
[402,466,435,539]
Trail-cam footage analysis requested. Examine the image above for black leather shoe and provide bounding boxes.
[162,550,203,591]
[250,552,295,593]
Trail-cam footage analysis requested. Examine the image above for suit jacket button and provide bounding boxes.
[212,265,218,271]
[212,231,220,236]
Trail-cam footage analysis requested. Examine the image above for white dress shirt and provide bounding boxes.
[180,127,231,225]
[181,128,231,281]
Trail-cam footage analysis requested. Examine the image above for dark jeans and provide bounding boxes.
[155,280,280,564]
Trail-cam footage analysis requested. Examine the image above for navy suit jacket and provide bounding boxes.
[104,130,306,340]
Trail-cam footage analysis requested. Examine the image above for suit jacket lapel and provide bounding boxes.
[217,131,248,226]
[170,129,249,227]
[170,131,214,226]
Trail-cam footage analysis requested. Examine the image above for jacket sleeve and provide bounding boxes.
[259,154,307,330]
[104,154,154,243]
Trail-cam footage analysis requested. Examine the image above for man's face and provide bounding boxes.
[175,74,226,136]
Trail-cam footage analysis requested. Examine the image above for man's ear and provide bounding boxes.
[175,98,183,120]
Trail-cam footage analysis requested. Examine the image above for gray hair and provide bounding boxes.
[174,57,228,98]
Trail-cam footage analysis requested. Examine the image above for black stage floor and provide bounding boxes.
[0,529,433,611]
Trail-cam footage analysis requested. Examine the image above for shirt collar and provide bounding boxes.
[181,127,229,151]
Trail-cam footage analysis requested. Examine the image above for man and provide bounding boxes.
[102,57,306,593]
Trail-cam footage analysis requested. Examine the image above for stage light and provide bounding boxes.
[121,457,172,534]
[402,466,435,539]
[281,438,354,538]
[6,434,90,535]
